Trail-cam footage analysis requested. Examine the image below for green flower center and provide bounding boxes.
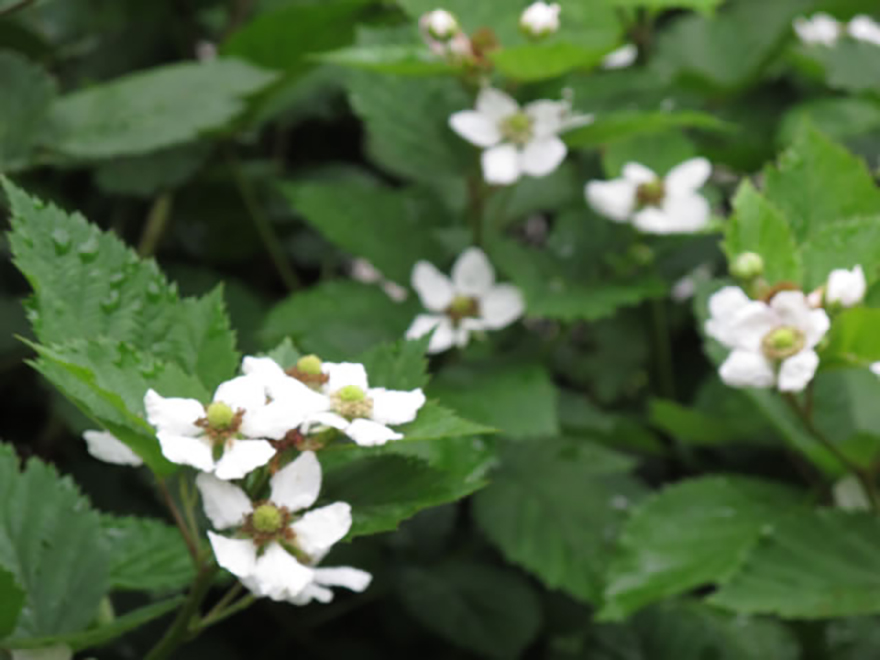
[332,386,373,419]
[296,354,323,376]
[500,112,534,145]
[252,504,283,534]
[337,385,366,402]
[762,326,805,359]
[206,402,235,430]
[446,295,479,322]
[636,180,665,208]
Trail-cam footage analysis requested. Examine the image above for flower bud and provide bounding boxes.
[296,354,323,376]
[206,402,235,430]
[520,2,561,38]
[731,252,764,280]
[421,9,460,41]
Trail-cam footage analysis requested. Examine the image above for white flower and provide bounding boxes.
[793,13,842,46]
[848,15,880,46]
[199,451,368,602]
[585,158,712,234]
[826,265,866,307]
[420,9,459,41]
[601,43,638,70]
[450,87,592,186]
[82,430,143,467]
[671,264,712,302]
[520,2,561,37]
[11,648,73,660]
[871,362,880,377]
[706,287,830,392]
[406,247,525,354]
[144,374,325,480]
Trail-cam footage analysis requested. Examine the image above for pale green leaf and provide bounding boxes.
[0,567,24,641]
[396,401,497,442]
[102,516,193,593]
[490,42,602,82]
[802,217,880,290]
[0,50,56,173]
[824,309,880,368]
[804,40,880,94]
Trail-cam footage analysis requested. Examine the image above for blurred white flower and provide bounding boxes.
[350,258,408,302]
[586,158,712,234]
[848,15,880,46]
[195,40,218,62]
[602,43,638,70]
[671,264,712,302]
[871,362,880,377]
[144,375,325,480]
[520,2,561,38]
[793,13,842,46]
[420,9,459,41]
[706,287,830,392]
[450,87,592,185]
[407,247,525,354]
[83,430,143,467]
[826,265,866,308]
[200,451,369,602]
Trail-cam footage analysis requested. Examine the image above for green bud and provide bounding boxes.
[252,504,283,534]
[296,354,323,376]
[337,385,366,403]
[731,252,764,280]
[206,402,235,430]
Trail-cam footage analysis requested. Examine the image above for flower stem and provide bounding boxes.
[144,564,218,660]
[193,592,255,632]
[158,479,200,562]
[138,194,174,257]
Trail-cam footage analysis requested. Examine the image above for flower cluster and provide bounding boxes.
[794,13,880,47]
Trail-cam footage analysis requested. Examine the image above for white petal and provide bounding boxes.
[622,162,657,185]
[214,440,276,481]
[826,266,867,307]
[524,99,568,137]
[370,388,426,425]
[635,193,710,234]
[519,136,567,177]
[602,43,638,69]
[345,419,403,446]
[301,411,351,435]
[719,349,776,389]
[144,389,203,436]
[585,179,638,222]
[449,110,502,147]
[264,377,331,419]
[454,324,474,348]
[406,313,444,341]
[157,432,216,472]
[723,301,779,352]
[287,582,336,606]
[291,502,352,557]
[411,261,455,312]
[11,647,73,660]
[476,87,519,122]
[795,13,841,46]
[83,430,143,467]
[769,291,829,347]
[196,473,253,530]
[250,543,314,601]
[326,362,369,393]
[480,283,525,329]
[312,566,373,593]
[665,157,712,194]
[870,362,880,377]
[848,15,880,46]
[705,286,752,346]
[452,247,495,297]
[270,450,322,512]
[208,531,257,579]
[427,317,457,354]
[778,350,820,392]
[213,375,267,417]
[482,143,521,185]
[241,399,304,440]
[241,356,287,381]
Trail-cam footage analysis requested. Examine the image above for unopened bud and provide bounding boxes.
[206,402,235,430]
[731,252,764,280]
[421,9,459,41]
[520,1,561,38]
[296,355,323,376]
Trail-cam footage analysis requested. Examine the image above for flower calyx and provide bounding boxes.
[762,326,806,360]
[286,354,329,389]
[332,385,373,420]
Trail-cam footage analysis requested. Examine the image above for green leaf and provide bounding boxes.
[723,180,802,285]
[396,401,497,442]
[429,363,557,439]
[710,510,880,618]
[565,111,733,149]
[802,217,880,290]
[317,44,457,76]
[606,0,723,11]
[0,50,56,173]
[281,179,446,284]
[0,567,24,641]
[0,444,109,640]
[46,59,277,159]
[490,42,602,82]
[824,308,880,368]
[223,1,369,74]
[600,476,804,620]
[102,516,194,593]
[320,452,487,538]
[803,40,880,94]
[763,123,880,242]
[473,440,646,603]
[397,561,542,659]
[261,280,416,360]
[649,398,748,446]
[94,144,210,198]
[778,97,880,146]
[356,337,430,391]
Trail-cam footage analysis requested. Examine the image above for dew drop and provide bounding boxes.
[100,290,121,312]
[52,229,71,254]
[77,235,100,262]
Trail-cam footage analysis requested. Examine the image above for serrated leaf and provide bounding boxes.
[320,452,487,538]
[802,217,880,290]
[102,516,193,593]
[763,123,880,241]
[281,179,446,284]
[397,561,542,659]
[724,180,802,285]
[356,337,430,391]
[45,59,277,158]
[317,44,457,76]
[565,110,733,148]
[0,444,109,640]
[429,364,557,439]
[600,476,804,620]
[710,509,880,618]
[0,567,24,641]
[473,440,645,603]
[824,308,880,368]
[0,50,57,173]
[261,280,416,360]
[397,401,496,442]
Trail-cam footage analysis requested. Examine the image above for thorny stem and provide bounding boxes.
[138,194,174,258]
[226,152,300,291]
[782,392,880,511]
[158,479,200,562]
[650,298,677,400]
[144,564,218,660]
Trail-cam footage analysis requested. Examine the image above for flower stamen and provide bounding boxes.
[500,112,534,145]
[762,326,806,360]
[332,385,373,419]
[636,179,665,208]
